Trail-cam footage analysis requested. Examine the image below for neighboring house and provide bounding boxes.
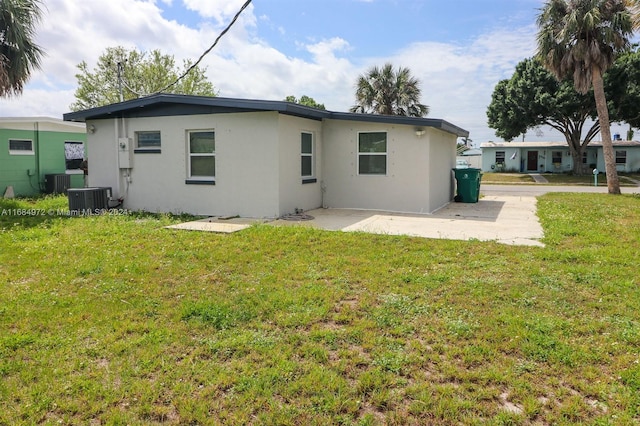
[1,117,87,197]
[481,141,640,173]
[456,148,482,169]
[63,94,468,217]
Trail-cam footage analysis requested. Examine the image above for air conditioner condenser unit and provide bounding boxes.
[67,187,112,211]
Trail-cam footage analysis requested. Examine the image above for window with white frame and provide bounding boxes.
[9,139,34,155]
[358,132,387,175]
[552,151,562,164]
[301,132,314,181]
[495,151,505,165]
[135,131,161,152]
[616,150,627,164]
[64,141,85,171]
[187,130,215,180]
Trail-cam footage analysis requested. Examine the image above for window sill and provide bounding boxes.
[134,149,161,154]
[302,178,317,184]
[185,179,215,185]
[9,151,35,156]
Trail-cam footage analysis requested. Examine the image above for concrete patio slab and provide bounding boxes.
[271,195,544,247]
[167,195,545,246]
[165,217,252,233]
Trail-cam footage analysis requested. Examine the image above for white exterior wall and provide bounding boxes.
[322,120,453,214]
[277,115,323,215]
[87,111,462,217]
[621,148,640,172]
[482,147,522,172]
[428,128,457,210]
[87,112,283,217]
[596,147,640,173]
[85,119,119,191]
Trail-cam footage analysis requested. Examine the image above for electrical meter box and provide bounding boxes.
[118,137,133,169]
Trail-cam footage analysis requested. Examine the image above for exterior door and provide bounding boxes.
[527,151,538,171]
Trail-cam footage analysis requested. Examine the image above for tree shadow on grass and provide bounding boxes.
[0,196,73,230]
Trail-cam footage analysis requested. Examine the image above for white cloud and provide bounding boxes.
[182,0,255,26]
[6,1,615,144]
[380,25,538,142]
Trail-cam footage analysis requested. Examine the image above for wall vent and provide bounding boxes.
[67,187,111,211]
[44,174,71,194]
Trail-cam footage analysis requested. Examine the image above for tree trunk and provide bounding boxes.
[592,67,621,194]
[571,149,584,175]
[567,131,584,175]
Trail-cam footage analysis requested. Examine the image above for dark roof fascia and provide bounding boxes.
[63,94,469,137]
[63,94,330,123]
[326,112,469,137]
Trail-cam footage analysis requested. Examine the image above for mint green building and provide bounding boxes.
[1,117,87,197]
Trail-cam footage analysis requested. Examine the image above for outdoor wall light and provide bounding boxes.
[88,124,96,133]
[415,128,425,137]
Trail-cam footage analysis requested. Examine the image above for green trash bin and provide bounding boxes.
[452,168,482,203]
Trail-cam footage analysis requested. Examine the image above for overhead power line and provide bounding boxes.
[153,0,252,95]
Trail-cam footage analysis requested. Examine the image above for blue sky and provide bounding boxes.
[0,0,630,144]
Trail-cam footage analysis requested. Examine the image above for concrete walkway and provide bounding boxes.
[528,173,549,183]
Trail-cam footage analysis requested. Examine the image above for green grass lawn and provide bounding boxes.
[2,194,640,425]
[481,173,536,184]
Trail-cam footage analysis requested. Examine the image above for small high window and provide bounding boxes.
[495,151,505,165]
[616,150,626,164]
[9,139,34,155]
[135,131,161,153]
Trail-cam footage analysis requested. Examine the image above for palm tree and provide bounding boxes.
[627,0,640,30]
[0,0,44,97]
[537,0,633,194]
[350,63,429,117]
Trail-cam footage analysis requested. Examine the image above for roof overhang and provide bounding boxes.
[63,93,469,138]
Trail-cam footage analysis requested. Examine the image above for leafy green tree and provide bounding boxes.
[284,95,325,110]
[487,58,600,174]
[0,0,44,97]
[350,63,429,117]
[537,0,633,194]
[605,47,640,130]
[71,46,217,111]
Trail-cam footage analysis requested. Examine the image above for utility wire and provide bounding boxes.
[153,0,252,95]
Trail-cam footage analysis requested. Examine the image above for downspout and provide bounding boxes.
[34,121,41,192]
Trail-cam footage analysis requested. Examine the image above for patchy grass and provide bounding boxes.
[483,172,639,186]
[481,173,536,184]
[541,173,640,186]
[1,194,640,424]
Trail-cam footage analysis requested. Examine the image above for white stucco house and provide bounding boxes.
[63,94,468,218]
[481,140,640,174]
